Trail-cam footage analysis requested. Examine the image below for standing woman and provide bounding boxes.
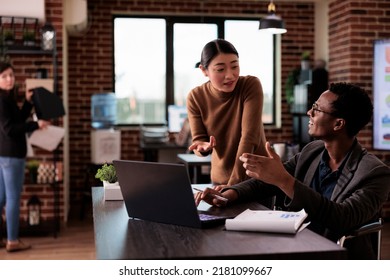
[187,39,267,186]
[0,62,50,252]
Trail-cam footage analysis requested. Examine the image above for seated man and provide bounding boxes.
[195,82,390,259]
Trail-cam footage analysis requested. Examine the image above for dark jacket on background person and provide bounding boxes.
[0,89,38,158]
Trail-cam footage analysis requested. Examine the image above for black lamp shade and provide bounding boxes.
[259,14,287,34]
[260,18,284,30]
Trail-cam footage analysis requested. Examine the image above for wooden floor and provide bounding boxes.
[1,215,389,260]
[0,218,96,260]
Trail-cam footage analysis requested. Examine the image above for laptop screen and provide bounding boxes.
[114,160,203,228]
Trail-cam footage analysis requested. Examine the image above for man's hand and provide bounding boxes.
[194,187,227,207]
[194,186,238,207]
[239,142,295,198]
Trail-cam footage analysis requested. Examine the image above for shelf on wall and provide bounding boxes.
[1,44,53,55]
[1,16,39,44]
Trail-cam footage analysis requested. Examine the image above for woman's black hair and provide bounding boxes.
[329,82,373,137]
[200,39,239,69]
[0,62,16,97]
[0,61,13,74]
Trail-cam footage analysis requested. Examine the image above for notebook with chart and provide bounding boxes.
[225,209,309,234]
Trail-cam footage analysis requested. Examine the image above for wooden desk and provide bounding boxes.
[92,187,347,260]
[177,153,211,184]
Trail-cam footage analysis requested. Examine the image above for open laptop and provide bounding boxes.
[113,159,232,228]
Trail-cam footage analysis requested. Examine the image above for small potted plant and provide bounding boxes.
[26,159,40,184]
[301,51,311,70]
[23,31,36,46]
[3,29,15,45]
[285,67,301,108]
[95,163,122,200]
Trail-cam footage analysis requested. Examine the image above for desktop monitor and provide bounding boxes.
[168,105,188,133]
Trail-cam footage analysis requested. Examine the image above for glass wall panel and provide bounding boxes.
[173,23,217,106]
[225,20,274,123]
[114,18,166,124]
[114,17,277,125]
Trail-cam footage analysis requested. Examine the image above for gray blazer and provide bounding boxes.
[229,140,390,259]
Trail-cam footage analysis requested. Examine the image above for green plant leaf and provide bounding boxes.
[285,68,300,105]
[301,51,311,61]
[26,160,40,170]
[95,163,117,183]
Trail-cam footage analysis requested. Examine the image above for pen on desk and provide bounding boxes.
[192,187,228,202]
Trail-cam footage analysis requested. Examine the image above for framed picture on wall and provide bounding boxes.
[373,39,390,150]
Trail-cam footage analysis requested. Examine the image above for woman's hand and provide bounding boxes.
[37,119,51,129]
[25,89,33,103]
[188,136,216,154]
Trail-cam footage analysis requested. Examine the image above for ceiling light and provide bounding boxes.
[259,0,287,34]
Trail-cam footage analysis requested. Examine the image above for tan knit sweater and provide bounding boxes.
[187,75,267,185]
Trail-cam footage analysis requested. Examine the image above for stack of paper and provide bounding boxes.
[28,125,65,152]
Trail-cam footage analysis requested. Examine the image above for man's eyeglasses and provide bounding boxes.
[310,103,335,117]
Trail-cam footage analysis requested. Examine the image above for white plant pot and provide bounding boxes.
[301,60,311,70]
[103,181,123,200]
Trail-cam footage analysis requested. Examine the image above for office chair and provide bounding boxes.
[338,218,384,260]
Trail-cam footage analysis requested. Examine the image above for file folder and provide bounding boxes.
[32,87,66,120]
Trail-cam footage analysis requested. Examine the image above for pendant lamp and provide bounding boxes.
[259,0,287,34]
